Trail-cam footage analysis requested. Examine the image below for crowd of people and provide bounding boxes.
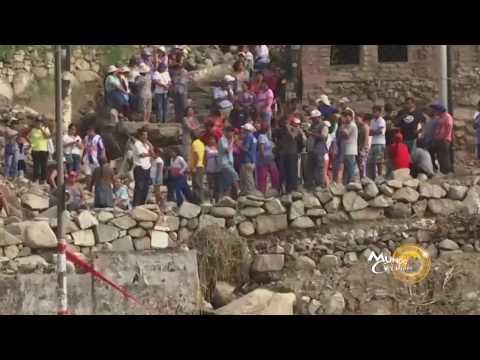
[2,44,459,214]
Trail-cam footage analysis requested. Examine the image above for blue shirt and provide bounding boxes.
[319,104,336,120]
[241,133,257,164]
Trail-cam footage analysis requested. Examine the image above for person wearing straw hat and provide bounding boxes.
[154,45,169,71]
[135,63,153,122]
[316,94,336,120]
[238,122,258,195]
[104,65,123,110]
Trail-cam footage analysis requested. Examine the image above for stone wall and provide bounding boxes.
[0,45,236,107]
[2,171,480,279]
[0,251,201,315]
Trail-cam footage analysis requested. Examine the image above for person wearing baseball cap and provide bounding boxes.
[306,109,330,188]
[272,116,305,193]
[238,123,258,195]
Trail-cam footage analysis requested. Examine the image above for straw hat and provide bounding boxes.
[107,65,119,74]
[316,94,331,106]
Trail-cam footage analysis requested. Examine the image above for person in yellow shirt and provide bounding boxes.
[29,117,51,184]
[190,133,206,203]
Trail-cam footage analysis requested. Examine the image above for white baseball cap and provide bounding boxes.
[310,109,322,118]
[241,123,256,132]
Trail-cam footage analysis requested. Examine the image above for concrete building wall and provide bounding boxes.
[301,45,480,150]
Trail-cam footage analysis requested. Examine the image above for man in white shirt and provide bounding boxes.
[368,105,386,179]
[255,45,270,71]
[132,128,153,207]
[152,62,171,123]
[63,124,83,174]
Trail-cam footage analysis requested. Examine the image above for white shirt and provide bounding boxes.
[213,87,233,109]
[63,134,82,156]
[152,71,171,94]
[255,45,270,63]
[133,140,152,170]
[370,117,386,145]
[171,156,188,175]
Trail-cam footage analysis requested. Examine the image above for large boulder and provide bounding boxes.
[72,229,96,247]
[21,193,49,211]
[264,199,286,215]
[291,216,315,229]
[316,189,333,204]
[75,210,99,230]
[252,254,285,272]
[74,70,100,83]
[342,192,368,212]
[427,199,463,216]
[15,255,49,273]
[448,185,468,201]
[112,236,134,251]
[238,221,255,236]
[363,182,379,199]
[155,215,180,231]
[350,208,385,221]
[379,184,395,197]
[0,231,22,247]
[210,207,237,218]
[25,222,57,249]
[215,289,296,315]
[240,207,265,218]
[392,187,420,203]
[198,215,226,230]
[0,79,13,105]
[419,183,447,199]
[462,187,480,215]
[303,193,321,209]
[131,206,158,222]
[324,197,341,213]
[110,215,137,230]
[329,183,346,196]
[289,200,305,220]
[178,202,201,219]
[150,231,169,249]
[386,202,412,218]
[368,195,393,208]
[212,281,236,309]
[95,224,121,243]
[255,214,288,235]
[13,71,34,95]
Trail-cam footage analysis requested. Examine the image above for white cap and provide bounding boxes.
[310,109,322,118]
[241,123,256,132]
[224,75,236,83]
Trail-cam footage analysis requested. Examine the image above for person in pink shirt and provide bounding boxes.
[255,80,274,131]
[430,102,453,175]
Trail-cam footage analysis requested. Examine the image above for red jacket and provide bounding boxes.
[389,142,411,169]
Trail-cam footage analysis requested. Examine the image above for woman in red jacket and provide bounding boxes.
[389,132,411,170]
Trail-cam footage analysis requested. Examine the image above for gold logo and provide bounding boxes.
[391,245,431,285]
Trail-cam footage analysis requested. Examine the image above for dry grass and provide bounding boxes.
[188,225,248,302]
